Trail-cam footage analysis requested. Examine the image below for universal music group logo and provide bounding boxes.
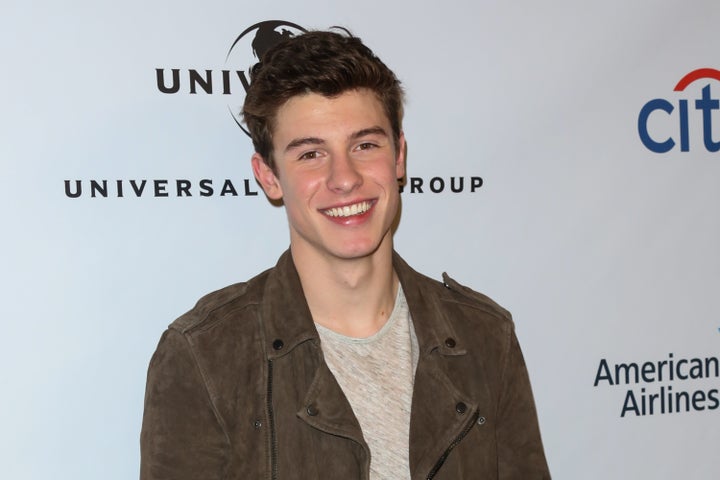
[63,20,483,199]
[155,20,308,137]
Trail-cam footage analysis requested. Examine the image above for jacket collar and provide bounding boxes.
[261,250,318,360]
[260,249,464,360]
[392,252,465,358]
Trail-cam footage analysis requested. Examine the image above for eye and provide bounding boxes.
[355,142,378,151]
[298,150,319,161]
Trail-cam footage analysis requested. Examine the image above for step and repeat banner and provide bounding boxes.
[2,1,718,478]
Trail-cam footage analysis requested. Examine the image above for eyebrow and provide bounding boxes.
[350,126,388,140]
[283,126,389,153]
[284,137,324,153]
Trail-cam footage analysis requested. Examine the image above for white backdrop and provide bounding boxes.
[1,1,718,478]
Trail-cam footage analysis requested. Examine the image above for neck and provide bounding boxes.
[291,235,398,338]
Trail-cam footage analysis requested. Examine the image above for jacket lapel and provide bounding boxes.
[297,359,367,448]
[261,250,369,472]
[394,253,491,478]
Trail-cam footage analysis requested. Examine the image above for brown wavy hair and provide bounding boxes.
[242,30,404,172]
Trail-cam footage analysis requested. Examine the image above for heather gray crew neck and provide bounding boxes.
[316,286,419,480]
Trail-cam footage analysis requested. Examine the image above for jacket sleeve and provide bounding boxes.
[140,329,228,479]
[496,327,551,479]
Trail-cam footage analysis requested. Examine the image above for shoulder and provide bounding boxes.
[394,251,514,332]
[439,272,512,323]
[169,266,273,334]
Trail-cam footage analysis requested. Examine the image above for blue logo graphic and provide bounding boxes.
[638,68,720,153]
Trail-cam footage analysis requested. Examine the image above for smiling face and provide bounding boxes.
[252,88,405,264]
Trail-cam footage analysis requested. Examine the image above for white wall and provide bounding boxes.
[2,1,718,478]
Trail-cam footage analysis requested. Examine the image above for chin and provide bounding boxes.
[330,239,385,260]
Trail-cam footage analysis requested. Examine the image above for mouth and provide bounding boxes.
[321,200,374,218]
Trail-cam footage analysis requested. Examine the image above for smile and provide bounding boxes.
[322,200,374,218]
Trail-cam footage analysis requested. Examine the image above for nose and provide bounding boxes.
[326,152,362,193]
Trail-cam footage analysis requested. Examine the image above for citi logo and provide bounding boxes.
[638,68,720,153]
[155,21,307,136]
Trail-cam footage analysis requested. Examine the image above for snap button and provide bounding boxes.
[253,420,262,429]
[477,416,486,425]
[455,402,467,414]
[306,404,319,417]
[272,339,284,351]
[444,337,456,348]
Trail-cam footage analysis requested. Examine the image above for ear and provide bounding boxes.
[252,153,283,200]
[395,132,407,179]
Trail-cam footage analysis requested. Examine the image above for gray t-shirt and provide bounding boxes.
[315,286,419,480]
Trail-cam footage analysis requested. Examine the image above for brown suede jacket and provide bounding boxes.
[140,250,550,479]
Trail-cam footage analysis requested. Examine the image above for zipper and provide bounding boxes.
[267,360,278,480]
[426,410,479,480]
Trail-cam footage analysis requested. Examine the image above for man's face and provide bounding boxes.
[252,88,405,263]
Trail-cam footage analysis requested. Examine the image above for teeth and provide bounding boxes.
[324,201,371,218]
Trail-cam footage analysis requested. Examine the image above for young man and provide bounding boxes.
[140,31,550,479]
